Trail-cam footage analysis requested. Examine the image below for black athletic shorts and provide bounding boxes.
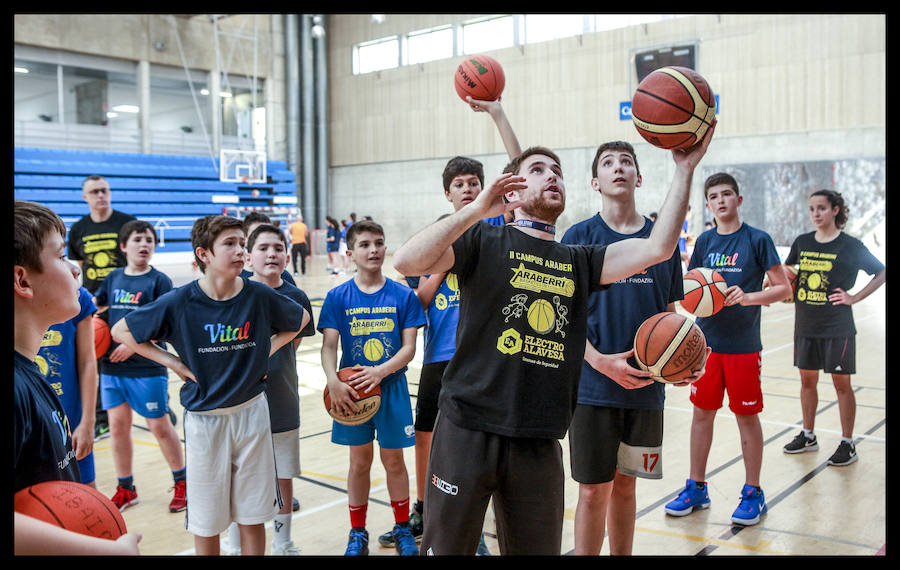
[569,405,663,484]
[414,360,448,432]
[421,414,564,555]
[794,336,856,375]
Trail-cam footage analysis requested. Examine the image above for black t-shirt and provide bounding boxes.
[67,210,137,293]
[439,222,608,439]
[785,231,884,338]
[14,351,80,492]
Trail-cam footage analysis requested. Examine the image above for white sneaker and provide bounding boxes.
[271,541,301,555]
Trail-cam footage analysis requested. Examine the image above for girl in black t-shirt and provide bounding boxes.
[782,189,885,466]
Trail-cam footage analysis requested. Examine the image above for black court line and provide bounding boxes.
[296,474,390,507]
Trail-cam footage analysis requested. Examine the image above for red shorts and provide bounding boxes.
[689,352,763,415]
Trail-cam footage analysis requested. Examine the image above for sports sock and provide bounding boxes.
[841,436,853,444]
[391,498,410,525]
[349,503,368,529]
[803,428,815,438]
[118,475,134,490]
[172,467,186,483]
[413,499,424,517]
[272,513,292,546]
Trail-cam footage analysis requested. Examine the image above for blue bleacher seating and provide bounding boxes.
[14,147,298,254]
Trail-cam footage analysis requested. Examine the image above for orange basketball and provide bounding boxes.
[681,267,729,317]
[93,316,111,359]
[633,312,707,384]
[631,66,716,150]
[323,367,382,426]
[454,54,505,103]
[15,480,127,540]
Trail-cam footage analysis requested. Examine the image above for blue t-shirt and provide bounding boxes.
[125,278,305,412]
[14,351,80,491]
[317,278,426,386]
[423,274,462,364]
[94,266,173,377]
[36,287,97,428]
[264,280,316,433]
[561,214,683,409]
[688,223,782,353]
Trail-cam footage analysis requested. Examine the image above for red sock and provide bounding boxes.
[391,498,410,525]
[349,503,367,528]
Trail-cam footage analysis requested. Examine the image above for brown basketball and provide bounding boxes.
[323,367,382,426]
[633,312,707,383]
[454,54,505,103]
[631,66,716,150]
[14,480,127,540]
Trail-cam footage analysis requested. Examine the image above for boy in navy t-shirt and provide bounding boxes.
[36,286,99,486]
[224,223,315,556]
[14,200,141,555]
[94,220,186,513]
[112,214,308,555]
[319,220,426,556]
[665,173,791,526]
[560,140,699,556]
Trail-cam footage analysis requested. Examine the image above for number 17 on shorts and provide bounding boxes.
[617,443,663,479]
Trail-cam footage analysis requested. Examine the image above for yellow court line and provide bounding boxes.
[634,526,794,555]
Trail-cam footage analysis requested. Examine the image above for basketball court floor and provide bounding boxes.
[93,254,886,556]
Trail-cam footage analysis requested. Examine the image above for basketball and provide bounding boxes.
[631,66,716,150]
[362,338,385,362]
[526,299,556,334]
[14,480,127,540]
[681,267,729,317]
[633,312,707,384]
[454,54,505,103]
[93,315,111,359]
[323,367,382,426]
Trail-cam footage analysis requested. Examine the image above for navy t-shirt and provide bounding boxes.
[125,278,305,411]
[561,214,683,410]
[688,223,781,353]
[14,351,80,492]
[94,266,172,377]
[264,280,316,433]
[241,267,296,286]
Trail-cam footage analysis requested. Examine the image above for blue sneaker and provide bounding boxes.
[665,478,711,516]
[731,485,767,525]
[391,524,419,556]
[476,532,490,556]
[345,528,369,556]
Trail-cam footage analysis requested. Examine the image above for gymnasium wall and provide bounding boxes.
[326,14,885,252]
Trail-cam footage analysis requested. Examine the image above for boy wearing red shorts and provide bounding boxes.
[665,173,791,526]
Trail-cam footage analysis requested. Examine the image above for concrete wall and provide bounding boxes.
[325,13,885,250]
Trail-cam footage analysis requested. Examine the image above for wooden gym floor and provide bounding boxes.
[93,253,886,556]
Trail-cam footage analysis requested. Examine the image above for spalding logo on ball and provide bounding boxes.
[631,66,716,150]
[15,480,127,540]
[323,367,381,426]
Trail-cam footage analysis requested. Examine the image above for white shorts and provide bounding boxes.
[272,428,301,479]
[183,393,280,537]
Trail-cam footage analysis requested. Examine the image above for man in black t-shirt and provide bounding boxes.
[393,129,714,555]
[67,175,136,440]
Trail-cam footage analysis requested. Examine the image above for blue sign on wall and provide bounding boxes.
[620,94,719,120]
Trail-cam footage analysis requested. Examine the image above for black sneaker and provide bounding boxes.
[827,441,858,466]
[94,422,111,441]
[783,431,818,454]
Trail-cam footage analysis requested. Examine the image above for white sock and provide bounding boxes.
[841,436,853,444]
[226,521,241,550]
[272,513,292,546]
[803,428,815,438]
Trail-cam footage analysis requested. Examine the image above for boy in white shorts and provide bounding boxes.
[249,224,316,555]
[112,215,308,555]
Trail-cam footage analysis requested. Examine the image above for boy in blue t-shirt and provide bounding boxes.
[112,214,308,555]
[14,200,141,555]
[36,286,99,486]
[94,220,185,513]
[665,173,791,526]
[319,220,426,556]
[560,141,703,555]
